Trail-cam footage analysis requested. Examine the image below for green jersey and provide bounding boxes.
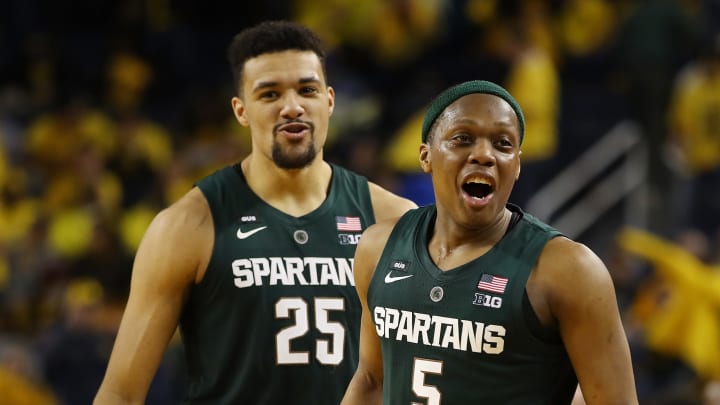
[368,204,577,404]
[180,163,374,404]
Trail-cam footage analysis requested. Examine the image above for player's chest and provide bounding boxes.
[219,212,366,255]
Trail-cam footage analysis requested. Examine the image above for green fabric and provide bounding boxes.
[368,204,577,403]
[182,163,374,404]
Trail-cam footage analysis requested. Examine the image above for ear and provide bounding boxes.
[419,143,431,173]
[327,86,335,116]
[515,150,522,181]
[231,97,249,127]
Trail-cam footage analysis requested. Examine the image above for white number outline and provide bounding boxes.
[411,357,443,405]
[274,297,346,365]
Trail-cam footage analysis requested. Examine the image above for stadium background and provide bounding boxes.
[1,0,720,403]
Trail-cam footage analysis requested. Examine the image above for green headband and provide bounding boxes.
[421,80,525,144]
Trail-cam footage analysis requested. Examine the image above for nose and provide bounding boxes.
[280,91,305,119]
[468,138,496,166]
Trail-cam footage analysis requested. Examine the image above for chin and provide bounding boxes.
[272,147,317,169]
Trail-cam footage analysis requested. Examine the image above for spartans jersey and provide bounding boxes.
[180,163,374,404]
[368,204,577,404]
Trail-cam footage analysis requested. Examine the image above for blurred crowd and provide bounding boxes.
[1,0,720,403]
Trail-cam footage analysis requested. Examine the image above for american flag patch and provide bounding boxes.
[336,216,362,232]
[477,274,508,294]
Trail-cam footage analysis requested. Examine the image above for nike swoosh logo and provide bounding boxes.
[237,226,268,239]
[384,273,414,284]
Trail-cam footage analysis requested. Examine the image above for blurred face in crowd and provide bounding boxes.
[231,50,335,169]
[420,93,522,228]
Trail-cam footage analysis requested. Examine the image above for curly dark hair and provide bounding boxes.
[227,20,327,95]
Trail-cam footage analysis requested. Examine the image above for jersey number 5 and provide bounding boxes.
[412,358,443,405]
[274,297,345,365]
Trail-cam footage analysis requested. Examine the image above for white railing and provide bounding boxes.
[525,121,648,239]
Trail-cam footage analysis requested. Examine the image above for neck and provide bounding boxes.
[429,208,512,270]
[241,154,332,217]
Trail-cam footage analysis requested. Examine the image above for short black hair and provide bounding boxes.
[227,20,327,94]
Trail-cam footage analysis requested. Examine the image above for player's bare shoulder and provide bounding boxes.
[367,181,417,222]
[359,217,402,254]
[533,237,611,289]
[140,187,214,284]
[540,237,609,277]
[151,188,212,241]
[531,236,616,321]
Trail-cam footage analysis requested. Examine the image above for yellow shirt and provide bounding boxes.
[506,48,559,161]
[668,63,720,173]
[0,367,57,405]
[617,227,720,379]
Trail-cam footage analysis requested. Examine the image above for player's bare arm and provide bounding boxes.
[368,182,417,222]
[94,188,213,404]
[341,222,397,405]
[529,237,638,405]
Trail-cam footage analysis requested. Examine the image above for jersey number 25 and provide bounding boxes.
[274,297,345,365]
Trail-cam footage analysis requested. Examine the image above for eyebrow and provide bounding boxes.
[251,76,322,93]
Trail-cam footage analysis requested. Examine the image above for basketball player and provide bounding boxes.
[341,80,637,404]
[94,21,416,404]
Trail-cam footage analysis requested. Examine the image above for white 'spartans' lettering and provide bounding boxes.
[373,306,505,354]
[233,257,354,288]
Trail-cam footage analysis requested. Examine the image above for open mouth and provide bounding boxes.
[462,178,493,200]
[278,122,310,133]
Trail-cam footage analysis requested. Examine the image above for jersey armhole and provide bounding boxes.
[522,289,561,344]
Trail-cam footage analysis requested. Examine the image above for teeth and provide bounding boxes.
[465,177,490,185]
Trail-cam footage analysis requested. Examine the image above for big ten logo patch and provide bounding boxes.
[338,233,361,245]
[473,293,503,309]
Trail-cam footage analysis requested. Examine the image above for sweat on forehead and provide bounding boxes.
[421,80,525,144]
